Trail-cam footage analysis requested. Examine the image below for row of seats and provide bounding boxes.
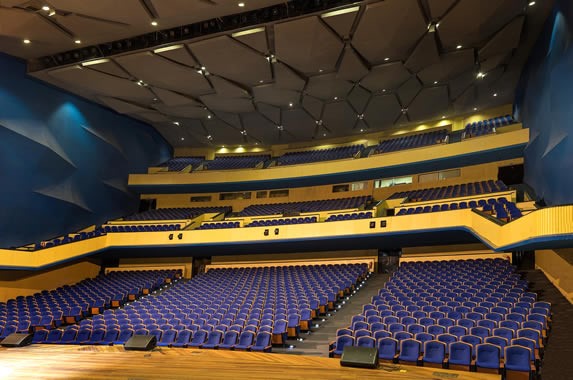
[158,157,204,171]
[396,197,522,221]
[101,224,183,233]
[43,264,367,350]
[374,129,448,155]
[389,180,508,201]
[123,207,231,221]
[276,145,363,166]
[31,326,273,352]
[464,115,514,139]
[246,217,317,227]
[331,259,549,377]
[203,155,270,171]
[238,196,371,217]
[325,212,373,222]
[197,221,241,230]
[35,229,105,250]
[0,270,180,340]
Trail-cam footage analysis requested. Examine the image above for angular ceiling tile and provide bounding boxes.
[479,16,525,60]
[275,16,344,74]
[352,0,427,63]
[256,103,281,125]
[321,7,359,39]
[364,95,403,128]
[360,62,412,92]
[154,45,198,68]
[232,27,269,53]
[273,62,306,91]
[323,101,360,135]
[347,85,371,113]
[305,73,353,100]
[302,96,324,120]
[209,76,251,98]
[337,46,369,82]
[98,96,150,114]
[199,94,255,113]
[407,86,450,121]
[428,0,457,19]
[153,87,199,107]
[252,85,300,108]
[417,49,475,85]
[87,60,131,79]
[397,76,423,106]
[404,33,440,73]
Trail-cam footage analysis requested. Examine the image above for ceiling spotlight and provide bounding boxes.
[477,72,486,79]
[151,20,158,26]
[74,39,81,44]
[259,80,264,83]
[319,69,324,73]
[529,1,536,6]
[173,121,180,126]
[201,66,206,70]
[433,81,438,84]
[442,115,446,119]
[153,98,158,101]
[382,89,387,93]
[360,129,364,132]
[23,39,31,44]
[357,114,364,120]
[207,135,213,140]
[493,93,498,97]
[323,133,327,137]
[473,107,478,111]
[334,96,338,100]
[181,137,185,141]
[384,57,390,61]
[241,130,247,135]
[401,108,408,114]
[277,125,284,131]
[207,114,212,119]
[42,5,50,11]
[288,102,294,107]
[48,9,56,16]
[456,45,463,49]
[238,2,245,6]
[315,120,323,126]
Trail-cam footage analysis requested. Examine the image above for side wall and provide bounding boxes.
[516,0,573,205]
[0,53,172,247]
[535,249,573,303]
[0,260,101,302]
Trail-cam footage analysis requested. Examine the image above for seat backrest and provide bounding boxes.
[254,332,271,347]
[424,340,446,362]
[238,331,255,346]
[505,345,533,371]
[449,341,472,365]
[476,343,501,369]
[223,331,238,345]
[377,337,398,359]
[399,339,421,361]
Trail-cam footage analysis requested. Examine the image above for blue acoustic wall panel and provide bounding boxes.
[0,53,172,248]
[515,0,573,206]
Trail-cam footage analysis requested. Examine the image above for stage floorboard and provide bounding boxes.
[0,345,501,379]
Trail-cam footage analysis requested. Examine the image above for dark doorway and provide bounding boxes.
[498,164,524,186]
[138,199,156,213]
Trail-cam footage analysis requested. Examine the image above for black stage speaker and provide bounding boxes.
[124,335,157,351]
[0,333,33,347]
[340,346,379,369]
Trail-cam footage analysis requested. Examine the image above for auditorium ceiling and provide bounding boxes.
[2,0,554,147]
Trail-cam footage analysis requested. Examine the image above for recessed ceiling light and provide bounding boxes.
[288,102,294,107]
[382,89,386,93]
[207,115,212,119]
[473,107,478,111]
[153,98,158,101]
[181,137,185,141]
[456,45,463,49]
[259,80,264,83]
[238,2,245,7]
[529,1,536,6]
[319,69,323,73]
[442,115,446,119]
[173,121,180,126]
[334,96,338,100]
[360,129,364,132]
[23,39,31,44]
[74,39,81,44]
[433,81,438,84]
[151,20,158,26]
[477,72,486,79]
[42,5,50,11]
[493,93,498,97]
[384,57,390,61]
[323,133,327,137]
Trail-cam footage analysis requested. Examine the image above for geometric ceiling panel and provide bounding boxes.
[305,73,354,101]
[347,85,371,113]
[428,0,458,19]
[151,104,209,119]
[404,33,440,73]
[114,52,212,96]
[281,108,316,141]
[417,49,475,85]
[189,35,272,86]
[256,103,281,125]
[86,60,131,79]
[323,101,360,136]
[360,62,412,92]
[232,28,269,53]
[364,94,403,129]
[252,85,300,108]
[132,110,173,123]
[274,16,344,74]
[479,53,511,74]
[397,76,423,107]
[203,118,242,145]
[209,76,251,98]
[47,65,155,102]
[337,46,370,82]
[321,8,358,39]
[449,70,478,100]
[152,87,199,107]
[97,96,150,114]
[273,62,306,91]
[407,86,450,121]
[199,94,255,113]
[154,45,198,68]
[240,112,281,145]
[352,0,427,63]
[215,111,241,129]
[479,16,525,60]
[438,0,526,51]
[302,96,324,121]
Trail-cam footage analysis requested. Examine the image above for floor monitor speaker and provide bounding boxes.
[124,335,157,351]
[0,333,33,347]
[340,346,379,369]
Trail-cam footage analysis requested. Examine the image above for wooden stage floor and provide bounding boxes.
[0,345,501,380]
